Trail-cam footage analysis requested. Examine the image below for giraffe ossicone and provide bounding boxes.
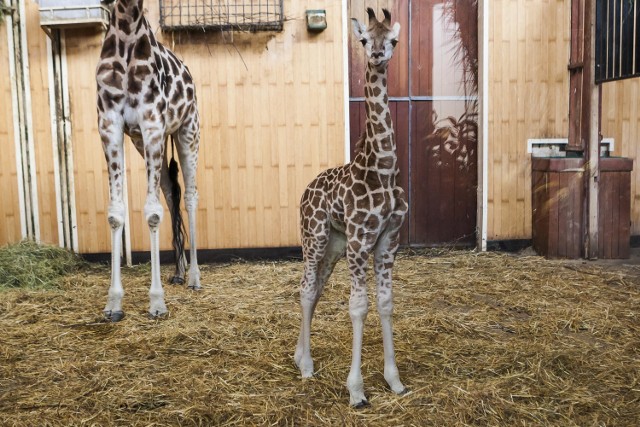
[295,8,408,407]
[96,0,201,321]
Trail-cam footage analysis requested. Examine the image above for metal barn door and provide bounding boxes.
[348,0,478,246]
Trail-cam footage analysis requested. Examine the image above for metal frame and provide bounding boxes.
[159,0,284,32]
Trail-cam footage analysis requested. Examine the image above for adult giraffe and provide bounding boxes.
[96,0,201,321]
[295,8,408,407]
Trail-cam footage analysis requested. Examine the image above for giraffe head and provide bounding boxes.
[351,8,400,67]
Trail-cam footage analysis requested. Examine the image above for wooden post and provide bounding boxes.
[584,0,599,259]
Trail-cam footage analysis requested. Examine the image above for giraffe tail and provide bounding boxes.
[168,137,187,276]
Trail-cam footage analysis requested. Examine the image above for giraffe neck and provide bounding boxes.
[361,62,397,172]
[110,0,145,38]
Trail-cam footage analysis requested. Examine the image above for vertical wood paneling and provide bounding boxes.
[0,14,22,245]
[489,0,571,240]
[64,28,111,253]
[602,78,640,236]
[25,0,58,246]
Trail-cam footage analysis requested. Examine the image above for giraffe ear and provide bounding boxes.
[351,18,367,41]
[390,22,401,41]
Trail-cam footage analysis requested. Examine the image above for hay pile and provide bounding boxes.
[0,240,86,289]
[0,249,638,426]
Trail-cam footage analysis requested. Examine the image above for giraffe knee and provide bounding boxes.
[108,202,125,230]
[144,200,164,228]
[349,294,369,320]
[377,293,394,316]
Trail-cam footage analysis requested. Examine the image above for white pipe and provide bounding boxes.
[46,33,65,248]
[342,0,350,163]
[59,30,79,252]
[6,0,27,240]
[478,0,489,251]
[18,0,40,242]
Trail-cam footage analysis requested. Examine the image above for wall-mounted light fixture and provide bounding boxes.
[306,9,326,32]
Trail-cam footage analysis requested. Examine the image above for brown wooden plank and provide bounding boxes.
[547,172,560,258]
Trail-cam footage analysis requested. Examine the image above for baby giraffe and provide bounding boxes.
[295,9,407,407]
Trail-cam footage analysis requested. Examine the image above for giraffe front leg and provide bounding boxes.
[374,192,408,395]
[144,133,168,318]
[100,119,126,322]
[374,232,406,395]
[346,242,370,408]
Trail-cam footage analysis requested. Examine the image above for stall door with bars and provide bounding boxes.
[348,0,478,246]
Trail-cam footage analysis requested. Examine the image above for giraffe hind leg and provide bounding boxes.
[175,119,201,290]
[295,214,345,377]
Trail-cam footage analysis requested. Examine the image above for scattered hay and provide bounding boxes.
[0,240,87,290]
[0,249,638,426]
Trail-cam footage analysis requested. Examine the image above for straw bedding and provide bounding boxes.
[0,245,638,426]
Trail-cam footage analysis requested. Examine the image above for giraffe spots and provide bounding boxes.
[182,70,193,84]
[370,74,378,83]
[100,34,117,59]
[144,79,160,103]
[372,86,382,97]
[384,112,392,127]
[118,39,126,57]
[172,81,184,104]
[156,99,166,113]
[101,91,124,109]
[366,123,374,138]
[125,44,134,64]
[118,19,131,34]
[126,69,142,94]
[132,5,140,21]
[111,150,118,158]
[373,103,384,115]
[110,162,119,171]
[382,78,387,86]
[379,135,393,151]
[127,98,139,109]
[383,94,388,104]
[133,64,151,79]
[356,196,370,210]
[377,155,395,170]
[352,182,366,197]
[97,62,124,90]
[163,75,173,96]
[186,87,194,101]
[373,121,386,134]
[134,34,151,60]
[97,96,104,112]
[365,214,380,230]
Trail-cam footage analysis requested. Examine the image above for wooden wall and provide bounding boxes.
[25,0,58,246]
[602,79,640,236]
[0,15,22,244]
[488,0,572,240]
[60,0,346,253]
[488,0,640,241]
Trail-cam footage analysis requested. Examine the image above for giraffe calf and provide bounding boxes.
[295,8,408,407]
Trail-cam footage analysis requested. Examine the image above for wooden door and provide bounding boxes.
[348,0,478,246]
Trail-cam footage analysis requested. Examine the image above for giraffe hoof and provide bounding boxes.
[169,276,185,285]
[187,284,202,291]
[352,399,370,409]
[103,310,125,322]
[397,388,410,396]
[148,310,168,319]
